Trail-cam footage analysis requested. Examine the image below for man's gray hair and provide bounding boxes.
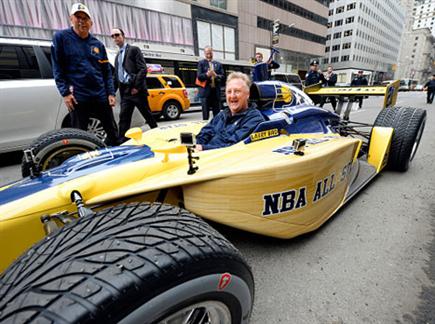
[226,72,251,91]
[204,45,213,51]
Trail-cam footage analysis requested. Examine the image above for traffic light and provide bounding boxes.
[272,19,281,35]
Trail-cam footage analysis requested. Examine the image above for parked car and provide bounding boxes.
[270,72,303,89]
[0,38,189,154]
[146,73,190,120]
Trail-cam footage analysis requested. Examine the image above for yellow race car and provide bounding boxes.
[0,81,426,323]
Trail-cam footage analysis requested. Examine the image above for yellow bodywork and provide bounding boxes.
[0,121,392,272]
[304,80,400,108]
[367,126,394,172]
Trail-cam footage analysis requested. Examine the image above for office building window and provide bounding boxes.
[326,34,331,40]
[342,42,351,49]
[347,2,356,10]
[332,44,340,51]
[333,32,342,39]
[345,17,354,24]
[341,55,350,61]
[197,20,235,59]
[344,29,353,36]
[210,0,226,9]
[335,19,343,26]
[325,46,330,52]
[329,9,333,16]
[331,56,339,63]
[336,6,345,13]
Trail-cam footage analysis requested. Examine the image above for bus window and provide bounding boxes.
[177,62,197,88]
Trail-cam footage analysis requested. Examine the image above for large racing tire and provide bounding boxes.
[21,128,106,177]
[0,203,254,324]
[373,106,426,171]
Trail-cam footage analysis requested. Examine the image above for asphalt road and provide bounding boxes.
[0,93,434,323]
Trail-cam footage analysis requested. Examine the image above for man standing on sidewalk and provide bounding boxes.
[197,46,225,120]
[111,28,158,142]
[51,3,118,146]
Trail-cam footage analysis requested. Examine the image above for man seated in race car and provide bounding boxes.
[195,72,265,151]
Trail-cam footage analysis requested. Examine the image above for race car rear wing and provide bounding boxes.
[304,80,399,120]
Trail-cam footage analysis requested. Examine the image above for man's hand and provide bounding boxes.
[195,144,203,152]
[131,88,139,95]
[206,70,216,78]
[108,95,116,107]
[63,94,78,112]
[423,87,428,92]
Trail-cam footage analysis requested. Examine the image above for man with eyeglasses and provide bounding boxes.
[51,3,119,146]
[111,28,158,142]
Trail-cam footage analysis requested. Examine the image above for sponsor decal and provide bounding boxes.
[263,187,307,216]
[79,151,101,160]
[262,162,353,216]
[250,128,279,142]
[218,273,232,290]
[91,46,100,55]
[273,138,330,155]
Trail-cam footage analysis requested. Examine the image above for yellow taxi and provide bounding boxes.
[146,74,190,120]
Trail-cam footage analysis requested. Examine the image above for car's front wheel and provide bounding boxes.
[0,203,254,324]
[373,106,426,171]
[163,100,182,120]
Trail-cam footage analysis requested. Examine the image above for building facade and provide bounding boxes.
[0,0,329,79]
[323,0,405,84]
[396,0,435,83]
[396,28,435,83]
[237,0,329,78]
[413,0,435,37]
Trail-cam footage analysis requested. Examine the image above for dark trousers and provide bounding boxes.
[70,99,118,146]
[427,90,434,103]
[201,89,221,120]
[309,94,322,106]
[319,96,337,110]
[351,96,364,108]
[119,85,158,141]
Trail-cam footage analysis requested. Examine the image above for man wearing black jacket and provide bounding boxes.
[424,75,435,104]
[319,65,337,110]
[112,28,157,142]
[351,70,368,109]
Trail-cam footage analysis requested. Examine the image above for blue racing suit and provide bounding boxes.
[196,107,265,150]
[51,27,115,103]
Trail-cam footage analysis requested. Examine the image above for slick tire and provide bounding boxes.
[0,203,254,324]
[21,128,105,177]
[373,106,426,171]
[163,100,182,120]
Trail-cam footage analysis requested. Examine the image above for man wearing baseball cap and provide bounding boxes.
[51,3,119,146]
[304,60,325,105]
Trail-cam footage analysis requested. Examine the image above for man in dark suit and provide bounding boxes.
[197,46,225,120]
[319,65,338,110]
[112,28,157,142]
[350,70,369,109]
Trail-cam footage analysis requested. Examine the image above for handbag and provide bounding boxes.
[195,77,206,88]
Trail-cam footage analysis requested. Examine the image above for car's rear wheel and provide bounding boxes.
[0,202,254,324]
[163,100,182,120]
[21,128,105,177]
[373,106,426,171]
[62,115,108,141]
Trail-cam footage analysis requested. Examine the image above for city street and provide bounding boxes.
[0,92,434,323]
